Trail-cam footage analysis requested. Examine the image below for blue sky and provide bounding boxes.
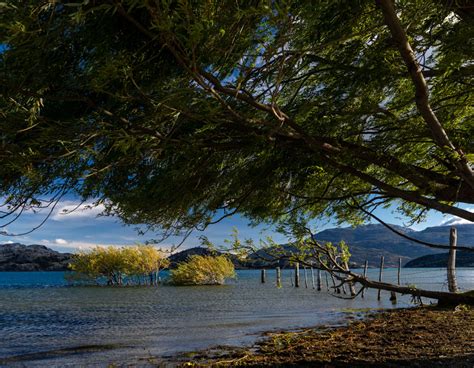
[0,195,471,253]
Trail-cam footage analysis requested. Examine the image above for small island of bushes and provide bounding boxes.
[67,245,169,286]
[67,245,235,286]
[171,255,235,285]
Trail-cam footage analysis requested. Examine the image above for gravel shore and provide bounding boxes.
[175,306,473,367]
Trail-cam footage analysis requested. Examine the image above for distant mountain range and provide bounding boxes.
[149,223,474,268]
[314,223,474,267]
[1,224,473,271]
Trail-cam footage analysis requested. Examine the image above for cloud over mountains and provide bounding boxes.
[440,207,474,226]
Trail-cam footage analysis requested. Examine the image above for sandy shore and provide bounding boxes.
[171,306,473,367]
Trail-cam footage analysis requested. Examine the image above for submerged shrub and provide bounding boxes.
[67,245,169,286]
[170,255,236,285]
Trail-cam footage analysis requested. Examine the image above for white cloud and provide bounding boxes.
[51,200,108,221]
[1,240,14,244]
[46,241,112,252]
[48,241,176,253]
[441,217,473,226]
[440,207,474,226]
[57,241,104,250]
[33,238,98,250]
[0,197,112,222]
[120,235,140,241]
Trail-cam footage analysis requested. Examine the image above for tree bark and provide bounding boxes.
[353,274,473,305]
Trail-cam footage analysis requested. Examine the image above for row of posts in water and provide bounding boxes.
[259,257,402,301]
[260,227,459,300]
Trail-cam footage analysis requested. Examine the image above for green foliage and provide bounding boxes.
[1,0,473,237]
[338,240,351,264]
[68,245,169,286]
[170,255,236,286]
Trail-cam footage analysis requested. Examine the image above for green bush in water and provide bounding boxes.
[171,255,236,285]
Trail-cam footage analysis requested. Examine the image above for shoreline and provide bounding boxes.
[167,306,473,367]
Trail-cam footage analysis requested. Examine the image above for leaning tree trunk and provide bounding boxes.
[352,274,474,306]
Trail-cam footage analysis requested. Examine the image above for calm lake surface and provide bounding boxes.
[1,268,473,367]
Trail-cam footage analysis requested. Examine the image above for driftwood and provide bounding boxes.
[351,274,474,305]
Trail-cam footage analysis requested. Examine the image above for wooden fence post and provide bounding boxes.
[377,256,384,301]
[325,272,329,291]
[261,269,266,284]
[398,257,402,285]
[362,260,368,298]
[276,267,282,288]
[303,266,308,288]
[311,267,316,289]
[317,269,322,291]
[390,257,402,303]
[295,262,300,288]
[390,291,397,303]
[447,227,458,293]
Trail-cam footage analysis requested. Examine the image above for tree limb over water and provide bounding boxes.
[0,2,472,250]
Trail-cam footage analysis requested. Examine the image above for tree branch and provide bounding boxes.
[376,0,474,190]
[354,202,474,253]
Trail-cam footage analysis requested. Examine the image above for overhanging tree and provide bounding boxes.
[1,1,473,248]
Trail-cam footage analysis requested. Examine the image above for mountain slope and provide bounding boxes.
[314,224,474,267]
[169,224,474,268]
[405,252,474,268]
[0,243,72,271]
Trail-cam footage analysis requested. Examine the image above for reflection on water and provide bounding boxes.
[0,269,473,367]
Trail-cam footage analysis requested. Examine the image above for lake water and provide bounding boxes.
[0,268,473,367]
